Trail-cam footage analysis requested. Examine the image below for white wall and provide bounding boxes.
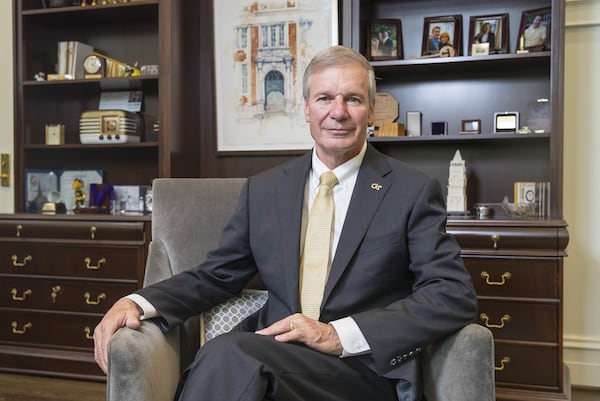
[563,0,600,388]
[0,0,598,388]
[0,1,14,213]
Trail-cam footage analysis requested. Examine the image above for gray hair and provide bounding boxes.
[302,45,376,106]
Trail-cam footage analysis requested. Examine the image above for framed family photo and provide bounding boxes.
[367,19,403,61]
[468,14,509,55]
[518,7,551,52]
[213,0,338,152]
[422,15,462,57]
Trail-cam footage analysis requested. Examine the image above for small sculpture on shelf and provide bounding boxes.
[72,178,86,209]
[446,150,468,214]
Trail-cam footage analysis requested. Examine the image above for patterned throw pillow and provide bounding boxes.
[200,289,268,345]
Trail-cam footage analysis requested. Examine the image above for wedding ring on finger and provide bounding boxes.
[289,321,295,332]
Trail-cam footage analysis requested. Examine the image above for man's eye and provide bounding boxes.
[348,97,361,104]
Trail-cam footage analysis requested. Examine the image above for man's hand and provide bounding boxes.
[255,313,343,356]
[93,297,143,373]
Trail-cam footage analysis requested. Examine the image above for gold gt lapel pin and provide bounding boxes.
[371,183,383,191]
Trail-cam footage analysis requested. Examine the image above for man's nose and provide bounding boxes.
[329,96,348,120]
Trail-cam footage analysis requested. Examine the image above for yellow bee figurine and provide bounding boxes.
[72,178,86,209]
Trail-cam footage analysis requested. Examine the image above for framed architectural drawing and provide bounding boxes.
[213,0,338,152]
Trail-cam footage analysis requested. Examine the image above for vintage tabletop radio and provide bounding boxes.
[79,110,143,144]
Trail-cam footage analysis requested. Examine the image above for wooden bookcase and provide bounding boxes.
[337,1,569,400]
[12,0,206,213]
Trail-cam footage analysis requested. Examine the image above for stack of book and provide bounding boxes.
[53,40,94,80]
[51,41,140,80]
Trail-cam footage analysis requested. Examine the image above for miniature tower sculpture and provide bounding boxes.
[447,150,467,213]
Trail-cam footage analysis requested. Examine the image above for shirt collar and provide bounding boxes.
[310,141,367,187]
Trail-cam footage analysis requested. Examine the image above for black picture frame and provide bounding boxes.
[367,19,403,60]
[517,7,551,52]
[422,15,462,57]
[468,14,509,55]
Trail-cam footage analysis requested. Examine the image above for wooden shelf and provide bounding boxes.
[369,133,550,144]
[24,142,159,150]
[371,51,550,71]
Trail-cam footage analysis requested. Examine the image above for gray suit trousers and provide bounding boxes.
[175,332,401,401]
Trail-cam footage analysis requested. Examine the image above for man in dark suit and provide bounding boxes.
[94,45,476,401]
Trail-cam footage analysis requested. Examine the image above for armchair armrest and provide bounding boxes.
[423,323,495,401]
[107,321,181,401]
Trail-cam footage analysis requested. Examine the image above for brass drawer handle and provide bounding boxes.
[11,321,32,335]
[90,226,97,239]
[84,292,106,305]
[84,326,94,340]
[51,285,62,304]
[16,224,23,237]
[84,257,106,270]
[480,313,511,329]
[11,255,32,267]
[11,288,32,301]
[495,356,511,371]
[480,271,511,286]
[491,234,500,249]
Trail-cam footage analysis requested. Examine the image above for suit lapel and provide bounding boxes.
[322,146,392,304]
[276,153,312,311]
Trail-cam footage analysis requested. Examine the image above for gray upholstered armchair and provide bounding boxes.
[107,178,495,401]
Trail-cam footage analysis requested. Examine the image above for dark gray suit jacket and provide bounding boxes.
[139,144,477,397]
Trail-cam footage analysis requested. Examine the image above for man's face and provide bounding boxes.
[432,27,441,38]
[533,16,542,27]
[304,63,373,166]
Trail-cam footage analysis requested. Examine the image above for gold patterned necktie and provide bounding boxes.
[300,171,338,320]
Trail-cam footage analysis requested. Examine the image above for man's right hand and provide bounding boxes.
[93,297,143,374]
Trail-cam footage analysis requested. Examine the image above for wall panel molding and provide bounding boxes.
[566,0,600,27]
[564,334,600,386]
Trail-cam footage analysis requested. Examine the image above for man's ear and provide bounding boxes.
[367,103,375,126]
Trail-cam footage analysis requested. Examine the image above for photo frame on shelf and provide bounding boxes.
[460,119,481,134]
[517,7,551,52]
[494,111,519,134]
[421,15,462,58]
[24,169,60,213]
[213,0,338,152]
[366,19,403,61]
[468,14,509,55]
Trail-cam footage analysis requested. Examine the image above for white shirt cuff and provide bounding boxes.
[329,317,371,357]
[125,294,158,320]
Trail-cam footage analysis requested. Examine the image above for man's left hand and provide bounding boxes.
[255,313,343,356]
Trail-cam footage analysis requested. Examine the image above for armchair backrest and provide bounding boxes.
[144,178,246,286]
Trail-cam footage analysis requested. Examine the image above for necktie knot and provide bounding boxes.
[319,171,338,189]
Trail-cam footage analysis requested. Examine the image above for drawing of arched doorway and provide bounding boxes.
[264,70,285,113]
